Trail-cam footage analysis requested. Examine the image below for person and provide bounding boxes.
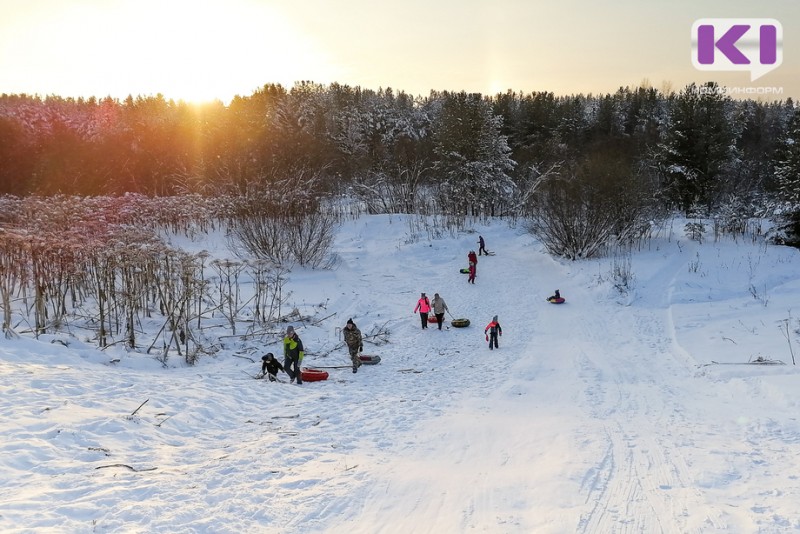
[478,235,488,256]
[547,289,561,302]
[467,250,478,284]
[413,292,431,329]
[431,293,449,330]
[484,315,502,350]
[283,326,304,384]
[260,352,285,382]
[343,318,363,373]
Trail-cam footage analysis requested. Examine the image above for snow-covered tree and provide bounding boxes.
[656,82,740,214]
[770,108,800,247]
[774,109,800,205]
[431,92,516,216]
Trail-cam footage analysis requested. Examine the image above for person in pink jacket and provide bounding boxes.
[413,292,431,329]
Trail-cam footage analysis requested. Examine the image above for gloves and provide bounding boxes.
[359,345,363,352]
[499,332,502,336]
[485,335,489,341]
[298,351,304,362]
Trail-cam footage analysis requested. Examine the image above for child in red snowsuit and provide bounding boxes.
[467,250,478,284]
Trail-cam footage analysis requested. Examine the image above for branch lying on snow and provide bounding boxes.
[397,368,423,374]
[95,464,157,472]
[155,415,174,428]
[701,356,786,366]
[130,399,149,416]
[362,321,391,345]
[311,312,336,326]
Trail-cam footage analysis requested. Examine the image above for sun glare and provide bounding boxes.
[6,0,342,104]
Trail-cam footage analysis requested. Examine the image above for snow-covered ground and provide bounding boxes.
[2,214,800,533]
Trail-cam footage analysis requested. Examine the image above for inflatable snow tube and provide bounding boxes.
[428,316,439,323]
[300,368,329,382]
[547,297,566,304]
[450,318,470,328]
[460,268,470,274]
[359,354,382,365]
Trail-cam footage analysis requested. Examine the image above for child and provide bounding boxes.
[467,250,478,284]
[484,315,502,350]
[547,289,561,302]
[261,352,285,381]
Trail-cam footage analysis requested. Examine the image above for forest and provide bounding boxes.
[0,82,797,223]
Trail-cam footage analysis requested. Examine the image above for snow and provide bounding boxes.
[2,214,800,533]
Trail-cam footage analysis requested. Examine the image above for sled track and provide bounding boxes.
[572,307,705,533]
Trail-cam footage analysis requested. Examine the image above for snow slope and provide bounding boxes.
[1,214,799,533]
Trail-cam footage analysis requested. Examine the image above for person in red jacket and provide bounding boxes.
[413,292,431,329]
[484,315,502,350]
[467,250,478,284]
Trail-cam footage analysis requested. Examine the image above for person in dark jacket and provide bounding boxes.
[261,352,285,381]
[478,235,488,256]
[283,326,304,384]
[343,318,363,373]
[484,315,502,350]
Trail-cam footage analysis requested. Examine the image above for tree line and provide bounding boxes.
[1,81,799,249]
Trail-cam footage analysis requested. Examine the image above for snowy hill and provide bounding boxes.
[2,214,800,533]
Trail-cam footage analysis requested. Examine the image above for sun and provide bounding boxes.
[6,0,342,104]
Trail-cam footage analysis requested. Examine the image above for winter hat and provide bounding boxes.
[262,352,274,361]
[347,318,354,325]
[286,326,294,335]
[434,293,439,298]
[493,315,498,322]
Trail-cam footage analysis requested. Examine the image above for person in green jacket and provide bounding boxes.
[283,326,304,384]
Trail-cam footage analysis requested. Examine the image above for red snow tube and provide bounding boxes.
[428,316,439,323]
[300,368,329,382]
[547,297,566,304]
[359,354,381,365]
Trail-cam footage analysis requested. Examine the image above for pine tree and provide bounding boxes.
[771,108,800,247]
[774,109,800,205]
[432,92,516,216]
[656,82,739,214]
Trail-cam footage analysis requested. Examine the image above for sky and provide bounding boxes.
[0,0,797,103]
[2,212,800,532]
